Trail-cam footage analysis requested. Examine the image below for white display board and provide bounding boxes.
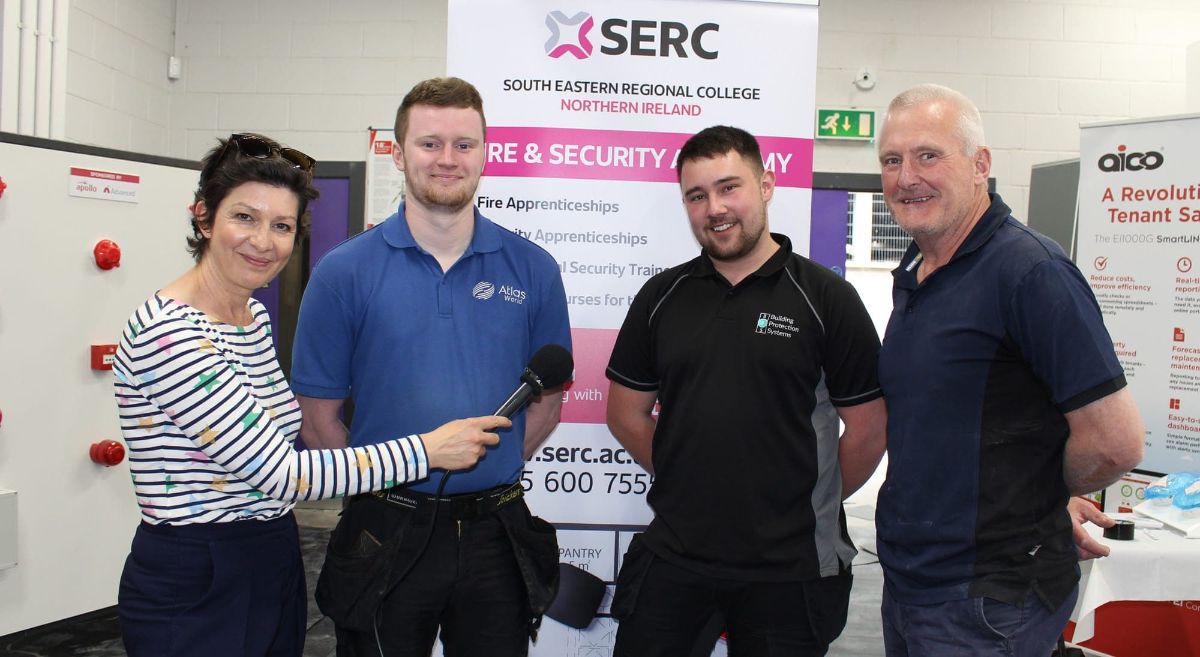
[442,1,820,654]
[1076,115,1200,475]
[367,129,404,229]
[0,135,196,634]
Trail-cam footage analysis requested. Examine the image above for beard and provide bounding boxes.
[405,172,476,212]
[703,215,767,262]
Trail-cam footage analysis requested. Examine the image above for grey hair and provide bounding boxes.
[880,83,985,155]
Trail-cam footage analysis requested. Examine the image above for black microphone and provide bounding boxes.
[494,344,574,418]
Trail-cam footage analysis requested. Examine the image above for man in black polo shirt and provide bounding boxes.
[605,125,888,657]
[874,84,1146,657]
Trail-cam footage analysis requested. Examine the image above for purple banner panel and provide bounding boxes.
[809,190,849,277]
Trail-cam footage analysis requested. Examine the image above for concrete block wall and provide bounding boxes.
[66,0,175,154]
[1189,42,1200,111]
[168,0,448,161]
[816,0,1200,219]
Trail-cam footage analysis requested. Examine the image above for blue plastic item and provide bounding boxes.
[1144,472,1199,501]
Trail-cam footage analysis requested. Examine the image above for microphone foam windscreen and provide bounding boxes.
[528,343,574,389]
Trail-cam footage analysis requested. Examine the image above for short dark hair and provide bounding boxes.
[393,77,486,143]
[676,125,764,182]
[187,134,319,261]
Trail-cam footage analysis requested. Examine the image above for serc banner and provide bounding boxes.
[444,1,820,653]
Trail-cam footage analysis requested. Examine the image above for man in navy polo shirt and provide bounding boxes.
[290,77,571,657]
[875,84,1145,657]
[605,125,888,657]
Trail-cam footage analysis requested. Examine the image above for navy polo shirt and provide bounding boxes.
[877,194,1125,608]
[290,205,571,495]
[607,235,882,581]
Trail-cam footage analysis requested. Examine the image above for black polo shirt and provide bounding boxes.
[877,194,1126,609]
[607,234,882,581]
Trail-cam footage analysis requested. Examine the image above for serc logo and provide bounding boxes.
[1098,145,1163,172]
[545,11,594,59]
[546,11,719,60]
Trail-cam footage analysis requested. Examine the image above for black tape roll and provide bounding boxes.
[1103,519,1135,541]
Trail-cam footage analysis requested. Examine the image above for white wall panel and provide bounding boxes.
[0,138,197,635]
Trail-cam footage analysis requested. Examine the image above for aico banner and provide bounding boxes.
[446,1,820,653]
[1077,115,1200,476]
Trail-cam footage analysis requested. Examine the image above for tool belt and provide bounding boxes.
[367,481,524,519]
[319,480,556,637]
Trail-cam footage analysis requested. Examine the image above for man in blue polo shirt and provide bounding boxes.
[874,83,1145,657]
[291,77,571,657]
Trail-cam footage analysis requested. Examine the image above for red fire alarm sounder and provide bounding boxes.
[91,344,118,370]
[93,239,122,270]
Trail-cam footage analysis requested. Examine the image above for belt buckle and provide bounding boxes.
[453,496,481,519]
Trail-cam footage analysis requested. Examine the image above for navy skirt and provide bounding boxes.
[118,512,306,657]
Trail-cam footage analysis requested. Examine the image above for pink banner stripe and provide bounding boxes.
[559,327,619,425]
[483,126,812,188]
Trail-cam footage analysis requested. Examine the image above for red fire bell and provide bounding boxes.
[93,239,121,270]
[90,439,125,467]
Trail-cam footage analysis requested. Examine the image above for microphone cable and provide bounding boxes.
[372,469,452,657]
[365,343,570,656]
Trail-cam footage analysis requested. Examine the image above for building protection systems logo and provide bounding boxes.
[755,313,797,338]
[545,11,594,59]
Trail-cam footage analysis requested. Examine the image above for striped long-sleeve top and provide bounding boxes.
[113,294,429,524]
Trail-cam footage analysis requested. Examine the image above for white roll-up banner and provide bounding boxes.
[1077,114,1200,477]
[367,1,828,653]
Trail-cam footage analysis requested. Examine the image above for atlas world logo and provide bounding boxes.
[1098,144,1163,172]
[545,11,594,59]
[473,281,496,300]
[546,11,719,60]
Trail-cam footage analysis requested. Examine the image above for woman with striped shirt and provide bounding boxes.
[112,133,508,657]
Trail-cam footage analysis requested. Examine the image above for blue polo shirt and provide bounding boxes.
[877,194,1125,609]
[290,205,571,494]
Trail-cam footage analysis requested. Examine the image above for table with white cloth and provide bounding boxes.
[1068,518,1200,652]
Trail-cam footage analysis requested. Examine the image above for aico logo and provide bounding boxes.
[545,11,719,60]
[1098,144,1163,172]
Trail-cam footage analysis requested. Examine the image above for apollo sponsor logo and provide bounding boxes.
[545,10,719,60]
[473,281,496,300]
[1098,144,1163,172]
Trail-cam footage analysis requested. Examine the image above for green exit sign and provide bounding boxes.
[816,109,875,140]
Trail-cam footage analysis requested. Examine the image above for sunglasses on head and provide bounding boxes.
[219,133,316,172]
